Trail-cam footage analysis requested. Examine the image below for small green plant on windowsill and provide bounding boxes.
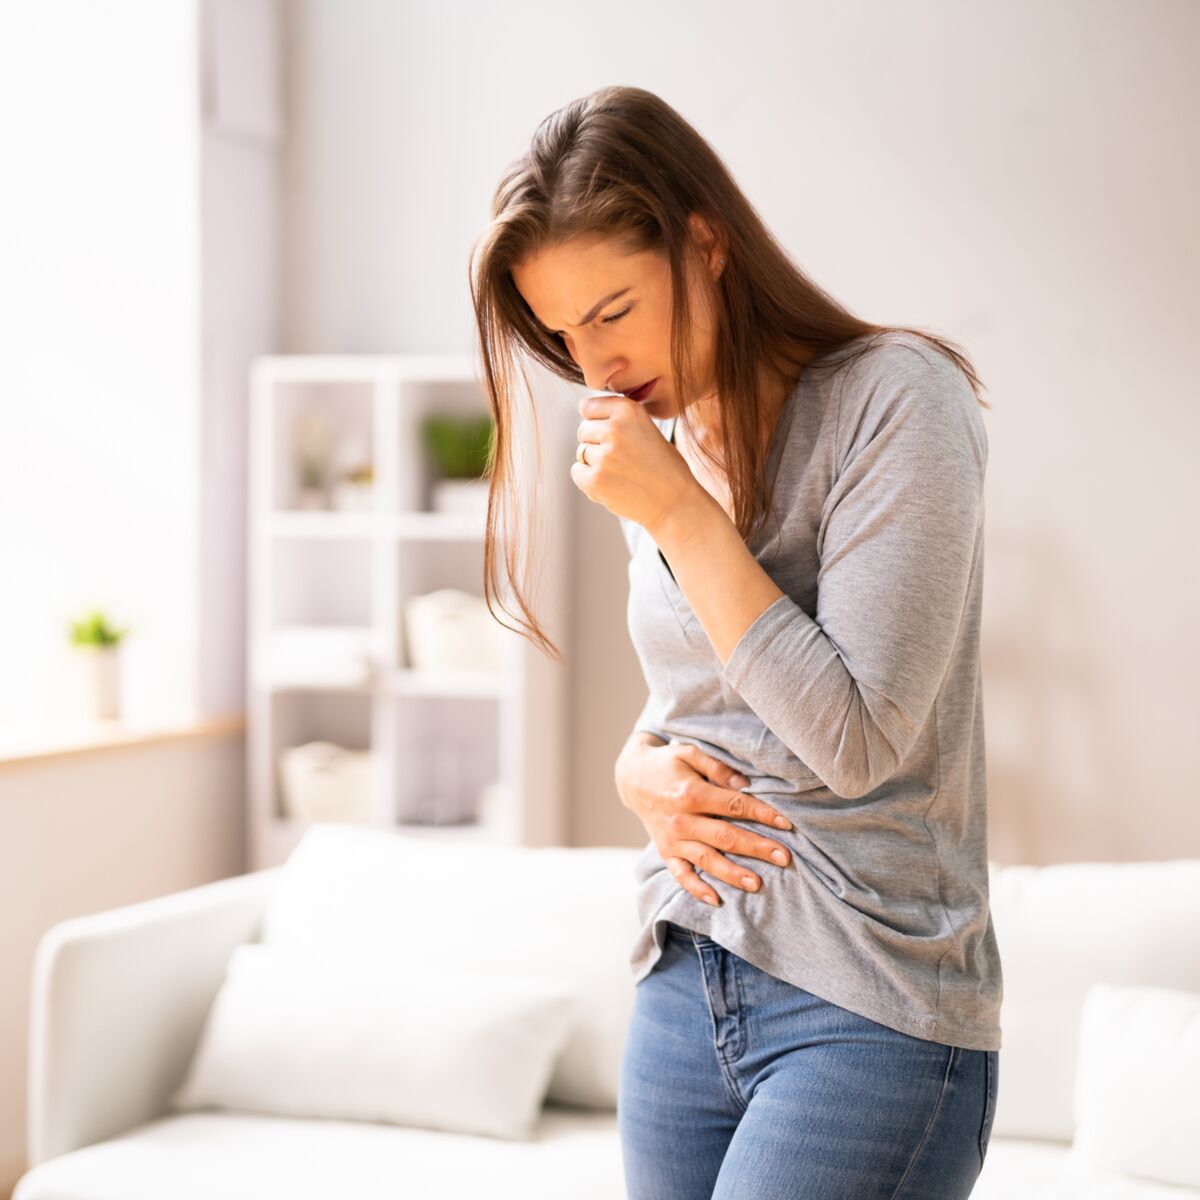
[67,608,133,721]
[68,609,132,648]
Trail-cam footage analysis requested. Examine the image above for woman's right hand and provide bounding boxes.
[614,739,794,907]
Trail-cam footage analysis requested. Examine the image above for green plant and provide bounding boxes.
[299,458,324,489]
[67,609,131,648]
[420,413,494,480]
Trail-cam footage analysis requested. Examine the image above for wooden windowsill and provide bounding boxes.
[0,713,246,771]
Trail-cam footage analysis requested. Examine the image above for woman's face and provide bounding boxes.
[511,229,720,417]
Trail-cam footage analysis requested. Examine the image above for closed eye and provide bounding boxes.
[551,305,632,340]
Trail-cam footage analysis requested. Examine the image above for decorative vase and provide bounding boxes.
[75,645,121,720]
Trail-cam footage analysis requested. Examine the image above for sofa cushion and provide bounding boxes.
[13,1108,626,1200]
[167,943,578,1141]
[971,1136,1200,1199]
[1069,982,1200,1189]
[260,824,645,1109]
[988,858,1200,1143]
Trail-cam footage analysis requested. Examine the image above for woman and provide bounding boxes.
[469,85,1001,1199]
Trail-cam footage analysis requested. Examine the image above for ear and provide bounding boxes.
[686,212,726,278]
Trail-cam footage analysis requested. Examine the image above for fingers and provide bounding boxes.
[695,777,793,833]
[668,809,792,875]
[664,855,721,907]
[678,743,749,790]
[664,747,796,894]
[677,839,765,894]
[661,816,794,902]
[677,747,793,827]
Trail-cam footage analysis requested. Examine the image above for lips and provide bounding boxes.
[623,378,658,402]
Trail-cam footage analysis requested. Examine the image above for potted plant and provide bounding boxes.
[295,412,331,510]
[67,608,132,720]
[297,455,326,510]
[420,412,494,514]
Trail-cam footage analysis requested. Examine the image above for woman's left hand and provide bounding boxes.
[571,393,700,528]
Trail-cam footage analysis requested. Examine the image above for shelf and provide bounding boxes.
[261,511,377,539]
[251,669,512,700]
[257,680,375,695]
[387,667,513,699]
[262,510,486,541]
[265,814,518,848]
[252,354,476,385]
[247,352,570,868]
[385,512,487,541]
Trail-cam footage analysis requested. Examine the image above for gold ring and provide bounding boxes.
[577,443,589,466]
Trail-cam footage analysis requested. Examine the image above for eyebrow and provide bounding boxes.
[538,287,632,335]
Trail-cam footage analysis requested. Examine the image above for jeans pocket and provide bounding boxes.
[978,1050,998,1169]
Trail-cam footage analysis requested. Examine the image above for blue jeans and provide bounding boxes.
[618,922,998,1199]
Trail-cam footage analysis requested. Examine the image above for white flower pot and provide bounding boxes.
[431,478,489,515]
[75,645,121,720]
[331,480,374,512]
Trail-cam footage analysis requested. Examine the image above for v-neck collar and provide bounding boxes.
[668,380,799,474]
[656,377,803,581]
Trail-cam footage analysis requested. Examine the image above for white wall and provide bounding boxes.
[0,3,281,1188]
[199,0,283,715]
[279,0,1199,862]
[0,2,201,727]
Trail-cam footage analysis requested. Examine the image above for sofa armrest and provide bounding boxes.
[26,866,281,1167]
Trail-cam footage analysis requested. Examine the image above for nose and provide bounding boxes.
[586,369,623,394]
[577,349,624,394]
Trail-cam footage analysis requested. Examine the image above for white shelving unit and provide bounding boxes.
[246,354,572,870]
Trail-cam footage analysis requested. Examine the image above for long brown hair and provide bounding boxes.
[468,85,990,662]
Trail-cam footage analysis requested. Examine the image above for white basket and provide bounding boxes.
[278,741,374,824]
[403,588,509,673]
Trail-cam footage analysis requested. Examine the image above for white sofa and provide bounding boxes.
[15,824,1200,1199]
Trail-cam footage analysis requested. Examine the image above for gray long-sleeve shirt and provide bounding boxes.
[619,330,1003,1051]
